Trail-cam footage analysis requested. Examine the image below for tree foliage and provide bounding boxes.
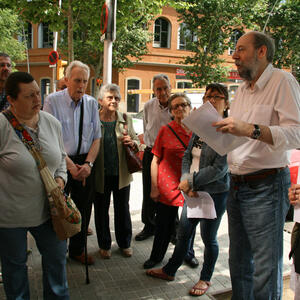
[0,8,26,63]
[175,0,246,87]
[175,0,300,86]
[249,0,300,81]
[0,0,167,83]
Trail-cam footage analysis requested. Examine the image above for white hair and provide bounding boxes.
[65,60,90,79]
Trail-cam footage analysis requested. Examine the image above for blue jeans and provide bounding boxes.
[0,220,69,300]
[163,192,228,281]
[228,168,290,300]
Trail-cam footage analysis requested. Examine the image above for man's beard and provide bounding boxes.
[236,54,259,82]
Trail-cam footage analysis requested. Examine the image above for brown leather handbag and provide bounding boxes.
[123,113,143,173]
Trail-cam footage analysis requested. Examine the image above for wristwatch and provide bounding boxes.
[85,161,94,168]
[251,124,261,139]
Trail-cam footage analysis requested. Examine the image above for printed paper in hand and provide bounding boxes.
[182,101,248,156]
[183,191,217,219]
[293,166,300,222]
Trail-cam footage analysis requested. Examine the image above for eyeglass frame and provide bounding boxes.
[171,102,190,110]
[203,95,226,102]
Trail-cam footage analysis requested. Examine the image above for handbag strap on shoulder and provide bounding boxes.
[2,109,46,168]
[166,124,187,149]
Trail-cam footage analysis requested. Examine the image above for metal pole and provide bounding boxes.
[102,0,116,85]
[103,39,112,84]
[51,0,62,92]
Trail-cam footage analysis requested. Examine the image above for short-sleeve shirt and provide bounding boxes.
[152,120,192,207]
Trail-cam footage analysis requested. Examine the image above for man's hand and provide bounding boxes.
[68,164,84,181]
[289,184,300,206]
[212,117,253,137]
[76,163,91,179]
[178,179,191,194]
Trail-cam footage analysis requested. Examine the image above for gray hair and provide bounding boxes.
[65,60,90,79]
[152,73,170,86]
[248,31,275,63]
[168,92,191,112]
[0,52,10,59]
[98,83,121,100]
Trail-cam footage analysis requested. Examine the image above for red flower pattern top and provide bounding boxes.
[152,120,192,207]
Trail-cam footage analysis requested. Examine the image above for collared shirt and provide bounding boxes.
[143,97,171,147]
[43,88,101,156]
[0,91,9,112]
[228,64,300,175]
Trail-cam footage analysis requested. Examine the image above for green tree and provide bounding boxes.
[175,0,300,86]
[250,0,300,81]
[174,0,246,87]
[0,0,167,88]
[0,8,26,63]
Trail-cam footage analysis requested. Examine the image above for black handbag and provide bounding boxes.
[123,113,142,173]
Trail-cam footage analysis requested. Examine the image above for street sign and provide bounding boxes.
[100,3,108,34]
[48,50,59,65]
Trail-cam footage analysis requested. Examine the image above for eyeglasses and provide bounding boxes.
[171,102,190,110]
[0,63,11,68]
[204,95,225,102]
[106,95,120,102]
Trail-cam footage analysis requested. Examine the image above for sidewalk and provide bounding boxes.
[0,172,295,299]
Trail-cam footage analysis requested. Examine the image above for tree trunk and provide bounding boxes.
[68,0,74,62]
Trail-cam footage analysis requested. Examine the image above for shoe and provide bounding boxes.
[185,257,199,268]
[189,280,211,296]
[120,247,133,257]
[69,252,95,265]
[87,227,93,236]
[146,268,175,281]
[143,259,160,269]
[99,248,111,259]
[135,229,154,241]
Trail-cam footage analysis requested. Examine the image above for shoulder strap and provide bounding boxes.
[167,124,187,149]
[76,98,84,156]
[2,110,46,169]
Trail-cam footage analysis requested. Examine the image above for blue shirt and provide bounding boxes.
[43,88,101,155]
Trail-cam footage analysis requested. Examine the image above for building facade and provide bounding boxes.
[16,6,242,111]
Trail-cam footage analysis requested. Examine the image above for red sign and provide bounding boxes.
[48,50,59,65]
[100,3,108,34]
[229,70,241,80]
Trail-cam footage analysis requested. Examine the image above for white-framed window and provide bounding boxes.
[18,22,33,49]
[38,23,53,48]
[228,30,243,55]
[153,18,171,48]
[40,78,51,105]
[176,81,193,89]
[127,78,140,113]
[178,23,197,50]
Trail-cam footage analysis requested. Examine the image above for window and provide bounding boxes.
[178,23,196,50]
[127,79,140,113]
[228,30,243,55]
[18,22,33,49]
[38,23,53,48]
[40,78,51,105]
[177,81,192,89]
[153,18,170,48]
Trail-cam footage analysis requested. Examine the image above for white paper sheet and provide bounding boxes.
[182,101,248,156]
[294,167,300,222]
[183,191,217,219]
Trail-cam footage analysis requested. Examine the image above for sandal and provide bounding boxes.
[189,280,211,296]
[146,268,175,281]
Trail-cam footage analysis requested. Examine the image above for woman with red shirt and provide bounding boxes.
[143,93,192,269]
